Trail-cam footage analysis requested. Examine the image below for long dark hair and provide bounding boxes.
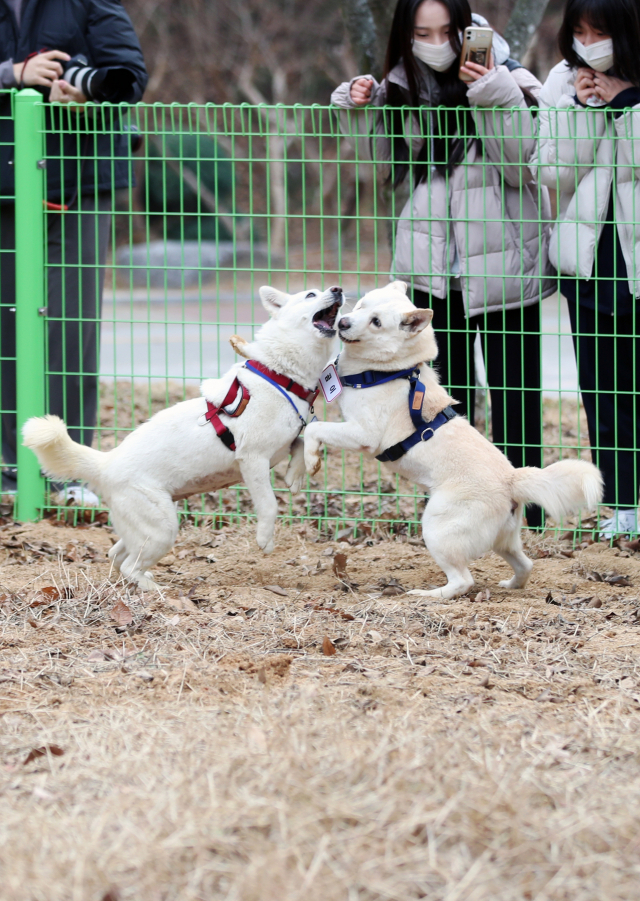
[558,0,640,86]
[380,0,475,187]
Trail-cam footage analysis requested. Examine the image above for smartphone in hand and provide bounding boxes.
[459,26,493,82]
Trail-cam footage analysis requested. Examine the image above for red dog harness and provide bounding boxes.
[202,360,319,452]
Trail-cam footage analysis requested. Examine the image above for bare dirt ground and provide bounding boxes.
[1,504,640,900]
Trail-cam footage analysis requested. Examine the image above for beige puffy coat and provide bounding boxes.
[331,63,555,317]
[534,61,640,297]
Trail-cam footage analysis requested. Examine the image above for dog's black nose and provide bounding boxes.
[338,317,351,330]
[329,285,342,294]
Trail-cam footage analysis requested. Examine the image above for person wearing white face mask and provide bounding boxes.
[331,0,554,528]
[534,0,640,538]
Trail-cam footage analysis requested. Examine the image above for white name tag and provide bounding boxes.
[319,363,342,402]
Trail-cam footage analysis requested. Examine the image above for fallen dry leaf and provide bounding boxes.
[38,586,74,601]
[332,553,348,580]
[263,585,288,597]
[378,577,406,595]
[604,572,632,586]
[23,745,64,765]
[310,604,355,621]
[322,636,336,656]
[167,597,198,612]
[586,571,604,582]
[110,601,133,626]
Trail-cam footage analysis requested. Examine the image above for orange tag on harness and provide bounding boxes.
[411,389,424,411]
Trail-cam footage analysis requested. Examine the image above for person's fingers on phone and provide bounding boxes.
[461,61,489,80]
[459,65,479,81]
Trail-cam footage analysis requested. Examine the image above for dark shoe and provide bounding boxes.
[2,466,17,495]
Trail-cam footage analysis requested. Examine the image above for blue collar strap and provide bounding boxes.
[376,404,457,463]
[340,366,418,389]
[366,366,457,462]
[244,361,309,429]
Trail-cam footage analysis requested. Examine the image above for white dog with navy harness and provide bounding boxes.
[23,285,344,591]
[304,281,603,600]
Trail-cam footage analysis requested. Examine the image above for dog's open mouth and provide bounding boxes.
[313,301,341,336]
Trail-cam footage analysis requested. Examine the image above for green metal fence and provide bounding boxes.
[1,90,638,536]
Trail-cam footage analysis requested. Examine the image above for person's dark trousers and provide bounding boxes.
[0,192,111,488]
[566,297,640,508]
[414,288,544,527]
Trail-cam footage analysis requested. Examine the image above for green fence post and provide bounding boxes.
[14,88,45,521]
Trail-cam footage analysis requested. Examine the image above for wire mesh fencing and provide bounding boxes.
[1,90,638,536]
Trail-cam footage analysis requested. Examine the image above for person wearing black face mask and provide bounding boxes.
[331,0,554,529]
[0,0,147,502]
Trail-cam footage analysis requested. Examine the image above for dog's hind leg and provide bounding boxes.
[284,437,305,494]
[406,500,476,600]
[407,546,475,600]
[108,539,128,573]
[495,517,533,589]
[237,455,278,553]
[109,490,179,591]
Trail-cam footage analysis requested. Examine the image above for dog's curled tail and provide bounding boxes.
[512,459,603,523]
[22,415,105,489]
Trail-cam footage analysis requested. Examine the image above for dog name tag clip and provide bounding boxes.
[319,363,342,403]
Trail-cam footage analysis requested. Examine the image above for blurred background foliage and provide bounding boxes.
[120,0,563,245]
[122,0,564,107]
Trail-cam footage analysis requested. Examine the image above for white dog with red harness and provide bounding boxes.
[23,285,344,591]
[304,281,603,600]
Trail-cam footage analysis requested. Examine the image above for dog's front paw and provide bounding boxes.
[305,449,322,477]
[304,436,323,477]
[230,334,250,358]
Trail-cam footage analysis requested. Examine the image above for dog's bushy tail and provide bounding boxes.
[22,415,105,489]
[512,460,603,523]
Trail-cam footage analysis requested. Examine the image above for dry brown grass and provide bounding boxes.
[1,514,640,900]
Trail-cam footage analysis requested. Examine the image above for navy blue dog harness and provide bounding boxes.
[339,364,457,463]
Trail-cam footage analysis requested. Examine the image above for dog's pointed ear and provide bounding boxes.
[390,280,409,295]
[259,286,288,317]
[400,308,433,333]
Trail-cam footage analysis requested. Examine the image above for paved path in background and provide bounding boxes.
[101,289,578,395]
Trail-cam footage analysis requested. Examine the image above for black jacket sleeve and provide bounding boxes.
[85,0,148,102]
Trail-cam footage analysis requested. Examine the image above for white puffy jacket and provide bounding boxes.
[331,62,555,317]
[534,60,640,296]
